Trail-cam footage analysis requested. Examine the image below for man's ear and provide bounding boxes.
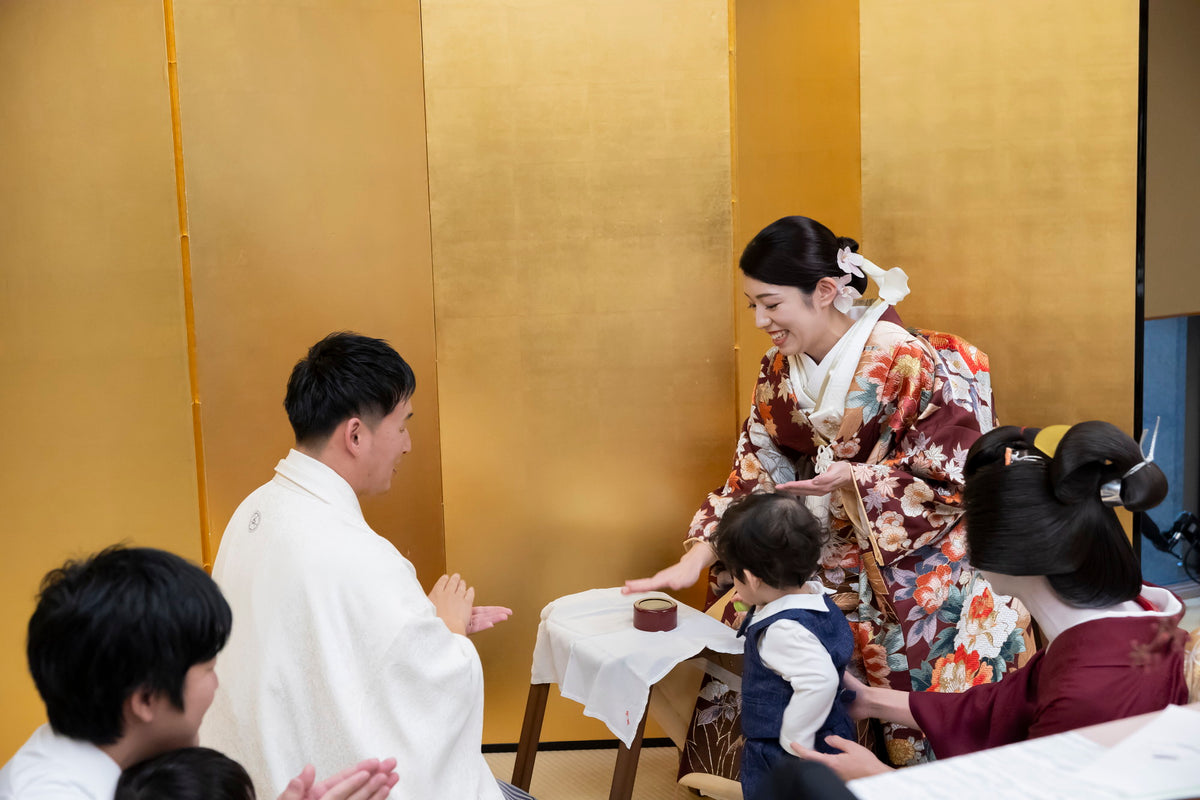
[341,417,366,455]
[126,686,158,725]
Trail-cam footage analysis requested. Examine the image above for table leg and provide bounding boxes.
[608,698,650,800]
[511,683,550,791]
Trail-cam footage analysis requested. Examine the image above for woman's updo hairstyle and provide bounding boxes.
[739,216,868,296]
[963,421,1167,608]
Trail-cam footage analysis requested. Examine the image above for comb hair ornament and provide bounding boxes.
[1100,417,1160,507]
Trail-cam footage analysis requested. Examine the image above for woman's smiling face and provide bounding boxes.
[743,275,828,359]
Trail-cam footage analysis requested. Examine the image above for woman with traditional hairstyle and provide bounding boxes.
[792,420,1189,779]
[626,215,1030,774]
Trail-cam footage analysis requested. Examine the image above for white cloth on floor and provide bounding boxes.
[530,588,742,747]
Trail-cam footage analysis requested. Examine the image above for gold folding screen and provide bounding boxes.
[731,0,862,411]
[0,2,201,760]
[860,0,1140,430]
[0,0,1146,761]
[170,0,446,577]
[420,0,736,742]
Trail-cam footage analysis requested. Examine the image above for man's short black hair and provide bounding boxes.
[116,747,255,800]
[284,332,416,446]
[711,493,826,590]
[27,546,232,745]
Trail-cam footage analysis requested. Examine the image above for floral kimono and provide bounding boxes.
[679,311,1029,777]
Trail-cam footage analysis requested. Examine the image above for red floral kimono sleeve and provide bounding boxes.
[843,333,996,569]
[908,653,1040,758]
[686,351,797,545]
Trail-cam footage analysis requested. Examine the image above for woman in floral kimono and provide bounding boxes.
[626,215,1029,774]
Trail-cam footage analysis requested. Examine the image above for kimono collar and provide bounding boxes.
[273,448,367,524]
[786,264,911,444]
[983,573,1183,643]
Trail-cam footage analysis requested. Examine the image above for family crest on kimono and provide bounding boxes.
[626,215,1030,778]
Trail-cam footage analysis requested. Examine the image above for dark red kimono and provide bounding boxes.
[910,589,1189,759]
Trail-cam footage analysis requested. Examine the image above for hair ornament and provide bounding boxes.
[1100,417,1160,507]
[835,246,911,307]
[1004,446,1045,466]
[831,274,862,313]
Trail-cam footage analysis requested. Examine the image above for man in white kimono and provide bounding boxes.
[201,332,526,800]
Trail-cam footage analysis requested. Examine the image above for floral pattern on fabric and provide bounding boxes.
[679,321,1029,781]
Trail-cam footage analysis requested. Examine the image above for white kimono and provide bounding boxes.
[200,450,503,800]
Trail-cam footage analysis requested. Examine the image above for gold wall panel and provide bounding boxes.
[1144,0,1200,319]
[731,0,861,414]
[421,0,734,742]
[171,0,445,577]
[861,0,1139,430]
[0,2,201,760]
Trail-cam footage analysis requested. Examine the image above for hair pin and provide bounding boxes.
[1100,416,1160,506]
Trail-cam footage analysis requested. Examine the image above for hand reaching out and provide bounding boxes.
[774,461,854,497]
[429,573,473,636]
[841,671,871,721]
[622,540,717,595]
[467,605,512,634]
[279,758,399,800]
[790,735,892,781]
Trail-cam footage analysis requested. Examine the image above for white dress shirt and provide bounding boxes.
[0,724,121,800]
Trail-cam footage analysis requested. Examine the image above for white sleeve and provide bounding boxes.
[757,618,839,754]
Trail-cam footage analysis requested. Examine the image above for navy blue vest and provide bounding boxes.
[737,596,855,800]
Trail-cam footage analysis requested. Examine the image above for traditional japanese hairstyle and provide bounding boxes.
[962,420,1167,608]
[739,216,868,296]
[740,216,909,313]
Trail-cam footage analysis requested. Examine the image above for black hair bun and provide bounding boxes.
[835,235,859,254]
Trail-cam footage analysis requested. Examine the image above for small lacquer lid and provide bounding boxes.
[633,597,678,632]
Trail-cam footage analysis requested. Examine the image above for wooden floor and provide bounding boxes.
[485,746,697,800]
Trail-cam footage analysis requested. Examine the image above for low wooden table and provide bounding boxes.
[512,647,741,800]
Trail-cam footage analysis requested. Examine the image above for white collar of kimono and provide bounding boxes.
[979,573,1183,644]
[274,448,367,522]
[786,256,911,453]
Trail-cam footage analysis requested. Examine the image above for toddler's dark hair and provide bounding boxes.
[712,493,826,589]
[116,747,255,800]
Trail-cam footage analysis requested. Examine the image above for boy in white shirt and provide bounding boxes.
[712,493,856,800]
[0,547,396,800]
[0,547,232,800]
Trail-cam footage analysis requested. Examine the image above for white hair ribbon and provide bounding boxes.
[836,246,911,308]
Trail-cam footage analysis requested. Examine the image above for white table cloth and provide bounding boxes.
[529,588,743,747]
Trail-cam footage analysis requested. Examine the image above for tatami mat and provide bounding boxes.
[485,746,696,800]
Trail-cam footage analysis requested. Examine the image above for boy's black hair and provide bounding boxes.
[284,332,416,446]
[27,546,232,745]
[116,747,255,800]
[711,493,826,589]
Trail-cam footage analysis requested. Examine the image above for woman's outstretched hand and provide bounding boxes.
[775,461,854,497]
[790,735,892,781]
[279,758,399,800]
[622,541,717,594]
